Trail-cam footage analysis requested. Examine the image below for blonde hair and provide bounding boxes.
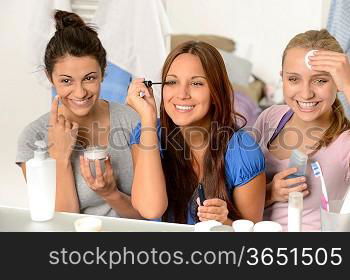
[282,29,350,151]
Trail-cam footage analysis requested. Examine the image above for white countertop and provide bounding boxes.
[0,206,194,232]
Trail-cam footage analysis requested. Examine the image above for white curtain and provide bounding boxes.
[26,0,72,89]
[93,0,172,109]
[327,0,350,56]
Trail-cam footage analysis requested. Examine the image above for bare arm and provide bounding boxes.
[101,189,143,219]
[197,173,266,224]
[126,78,168,219]
[131,127,167,219]
[232,172,266,223]
[55,160,80,212]
[47,96,80,213]
[79,156,143,219]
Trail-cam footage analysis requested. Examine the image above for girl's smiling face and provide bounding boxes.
[50,55,102,117]
[163,53,212,128]
[282,47,338,123]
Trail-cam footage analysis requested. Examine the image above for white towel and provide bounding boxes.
[93,0,172,110]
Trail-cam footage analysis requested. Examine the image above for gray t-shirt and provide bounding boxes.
[16,102,140,217]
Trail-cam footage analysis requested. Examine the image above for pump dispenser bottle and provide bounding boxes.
[26,140,56,221]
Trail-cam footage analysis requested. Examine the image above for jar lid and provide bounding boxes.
[84,146,107,160]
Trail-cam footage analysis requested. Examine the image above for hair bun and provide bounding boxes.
[54,10,85,31]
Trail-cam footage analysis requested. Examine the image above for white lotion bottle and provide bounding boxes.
[288,192,303,232]
[26,140,56,221]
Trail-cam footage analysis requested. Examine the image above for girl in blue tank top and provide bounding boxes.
[127,41,266,225]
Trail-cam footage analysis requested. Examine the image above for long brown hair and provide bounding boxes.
[160,41,245,223]
[282,29,350,151]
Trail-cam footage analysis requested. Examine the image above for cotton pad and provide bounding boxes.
[304,49,317,70]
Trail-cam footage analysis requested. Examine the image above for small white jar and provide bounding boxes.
[232,219,254,232]
[74,217,102,232]
[83,146,108,177]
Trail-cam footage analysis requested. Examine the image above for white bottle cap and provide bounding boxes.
[34,140,48,160]
[289,191,303,209]
[84,146,108,160]
[289,149,308,176]
[291,149,308,163]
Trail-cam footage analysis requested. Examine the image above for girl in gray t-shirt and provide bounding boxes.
[16,10,141,219]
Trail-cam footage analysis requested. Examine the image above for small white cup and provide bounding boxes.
[253,221,283,232]
[232,219,254,232]
[194,220,222,232]
[74,217,102,232]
